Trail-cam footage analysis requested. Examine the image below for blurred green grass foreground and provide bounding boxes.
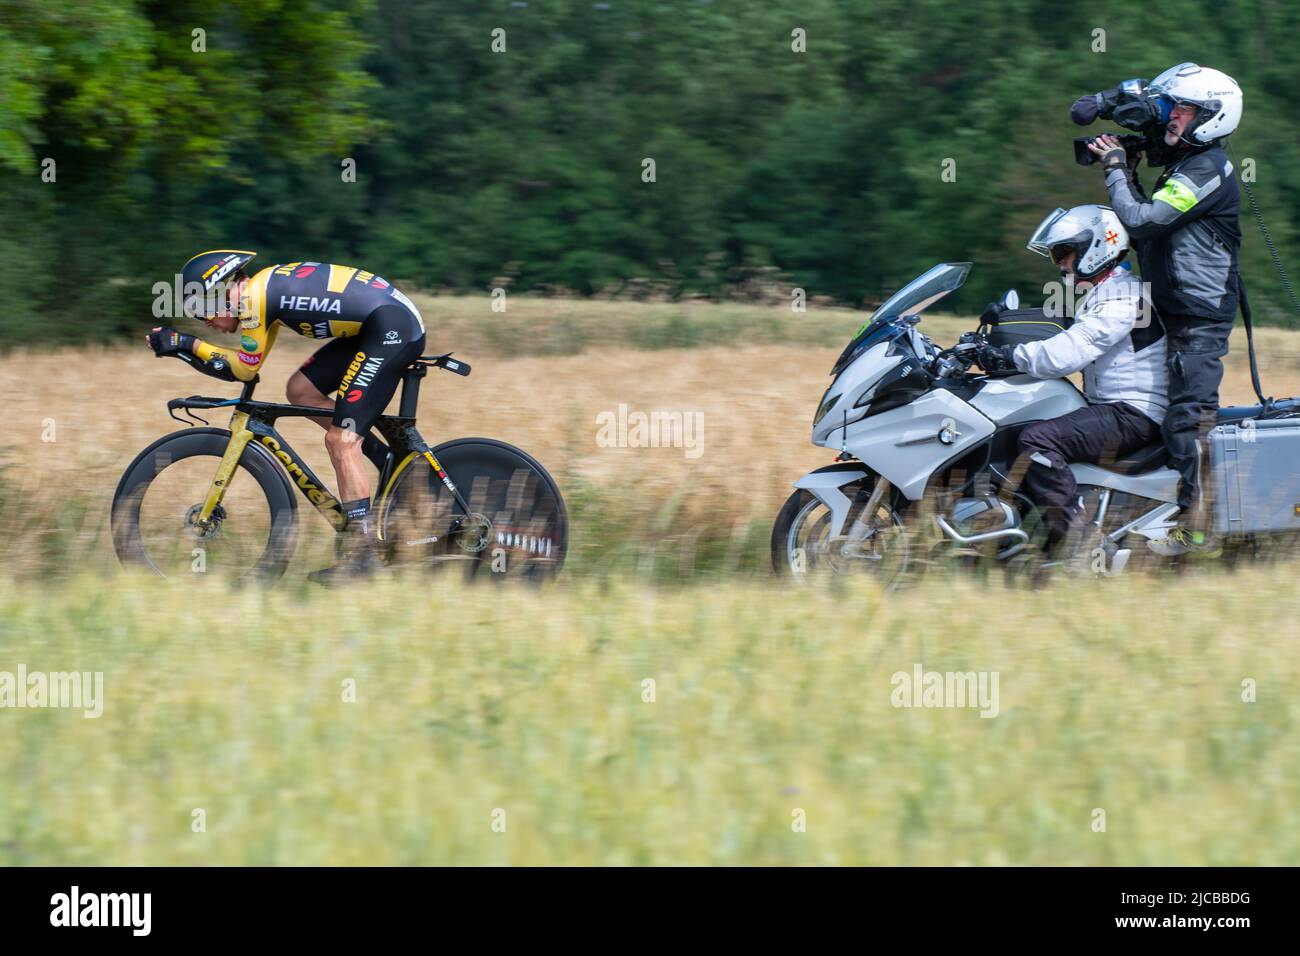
[1,566,1296,865]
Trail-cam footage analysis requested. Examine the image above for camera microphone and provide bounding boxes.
[1070,94,1100,125]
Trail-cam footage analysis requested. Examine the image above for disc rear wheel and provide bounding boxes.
[381,438,567,580]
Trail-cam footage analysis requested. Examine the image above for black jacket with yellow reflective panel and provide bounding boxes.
[1104,144,1241,323]
[192,262,425,381]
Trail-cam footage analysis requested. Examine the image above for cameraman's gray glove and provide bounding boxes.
[1087,134,1129,173]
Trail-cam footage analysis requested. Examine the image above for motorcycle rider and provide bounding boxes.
[1085,63,1243,549]
[976,205,1167,555]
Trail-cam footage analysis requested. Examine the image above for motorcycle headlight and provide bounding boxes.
[852,382,879,409]
[813,389,841,426]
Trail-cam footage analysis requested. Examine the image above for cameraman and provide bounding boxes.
[1080,64,1242,548]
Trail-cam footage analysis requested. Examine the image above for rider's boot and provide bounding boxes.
[308,498,379,587]
[1161,495,1222,557]
[1160,450,1222,556]
[1037,498,1095,575]
[1163,523,1222,556]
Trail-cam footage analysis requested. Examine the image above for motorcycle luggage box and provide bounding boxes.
[1209,418,1300,535]
[985,307,1072,349]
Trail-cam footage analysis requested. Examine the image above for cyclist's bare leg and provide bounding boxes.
[286,371,333,430]
[325,426,370,504]
[287,371,369,501]
[310,424,376,585]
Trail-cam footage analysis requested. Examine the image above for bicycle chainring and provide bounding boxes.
[453,512,493,554]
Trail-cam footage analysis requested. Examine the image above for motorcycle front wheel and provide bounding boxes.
[771,482,910,586]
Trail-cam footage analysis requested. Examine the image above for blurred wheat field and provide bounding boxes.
[3,295,1300,578]
[0,567,1296,865]
[1,298,1299,866]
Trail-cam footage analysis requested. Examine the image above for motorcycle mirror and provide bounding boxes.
[902,314,922,325]
[1001,289,1019,311]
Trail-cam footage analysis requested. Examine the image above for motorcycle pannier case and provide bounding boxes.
[1209,419,1300,535]
[985,307,1072,349]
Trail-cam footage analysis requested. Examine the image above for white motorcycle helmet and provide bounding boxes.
[1149,62,1242,143]
[1027,205,1129,280]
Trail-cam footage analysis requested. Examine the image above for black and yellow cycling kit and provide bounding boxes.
[191,261,427,432]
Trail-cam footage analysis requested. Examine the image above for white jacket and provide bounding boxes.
[1012,269,1168,423]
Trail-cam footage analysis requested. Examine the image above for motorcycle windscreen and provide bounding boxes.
[832,262,971,377]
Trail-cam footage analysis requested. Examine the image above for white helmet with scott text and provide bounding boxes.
[1149,62,1242,143]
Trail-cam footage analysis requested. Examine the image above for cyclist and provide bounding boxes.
[147,250,426,584]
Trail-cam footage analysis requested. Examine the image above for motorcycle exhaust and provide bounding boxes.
[935,515,1030,547]
[936,498,1028,547]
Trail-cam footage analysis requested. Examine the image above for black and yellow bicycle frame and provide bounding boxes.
[172,355,475,540]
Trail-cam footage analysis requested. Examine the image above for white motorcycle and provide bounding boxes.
[773,262,1300,583]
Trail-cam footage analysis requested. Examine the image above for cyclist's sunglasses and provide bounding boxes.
[183,274,245,318]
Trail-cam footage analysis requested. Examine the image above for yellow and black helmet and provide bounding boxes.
[179,249,257,317]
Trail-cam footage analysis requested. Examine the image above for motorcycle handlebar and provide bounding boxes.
[932,338,983,377]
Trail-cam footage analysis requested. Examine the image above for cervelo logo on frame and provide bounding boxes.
[257,435,333,507]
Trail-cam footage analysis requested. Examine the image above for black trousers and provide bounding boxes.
[1015,402,1161,539]
[1162,315,1232,510]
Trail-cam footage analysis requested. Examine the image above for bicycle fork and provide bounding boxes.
[196,411,254,526]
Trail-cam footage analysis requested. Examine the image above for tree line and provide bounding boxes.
[1,0,1297,345]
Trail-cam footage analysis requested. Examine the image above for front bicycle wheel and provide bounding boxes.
[111,428,299,582]
[380,437,567,580]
